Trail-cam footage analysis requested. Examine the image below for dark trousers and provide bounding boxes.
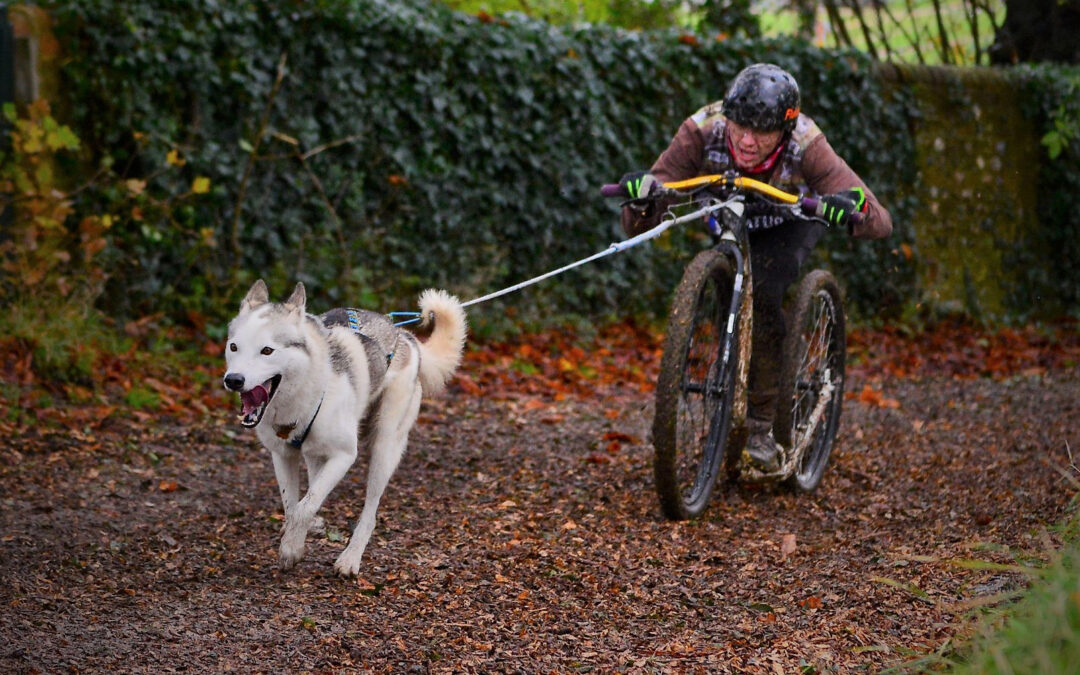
[746,219,826,427]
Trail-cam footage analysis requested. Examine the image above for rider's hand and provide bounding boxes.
[817,187,867,228]
[619,171,659,201]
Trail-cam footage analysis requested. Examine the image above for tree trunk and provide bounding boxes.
[990,0,1080,64]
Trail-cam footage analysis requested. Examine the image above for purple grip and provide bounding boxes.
[601,183,628,198]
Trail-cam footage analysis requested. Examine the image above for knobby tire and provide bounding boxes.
[652,249,739,520]
[775,270,846,492]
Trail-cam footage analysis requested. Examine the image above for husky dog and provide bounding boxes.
[223,280,467,576]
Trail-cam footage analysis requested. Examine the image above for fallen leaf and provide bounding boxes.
[780,533,797,559]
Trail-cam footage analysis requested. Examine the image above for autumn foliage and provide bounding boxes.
[1,316,1078,439]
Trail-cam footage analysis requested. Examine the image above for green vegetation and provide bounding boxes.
[42,0,915,331]
[757,1,1000,66]
[1013,64,1080,315]
[441,1,1001,66]
[443,0,760,34]
[0,0,1073,350]
[952,540,1080,673]
[911,498,1080,674]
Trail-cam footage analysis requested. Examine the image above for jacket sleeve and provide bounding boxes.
[620,118,705,237]
[801,134,893,240]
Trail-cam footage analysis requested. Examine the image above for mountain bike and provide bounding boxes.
[601,175,853,520]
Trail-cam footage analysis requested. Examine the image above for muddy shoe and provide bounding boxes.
[746,430,781,473]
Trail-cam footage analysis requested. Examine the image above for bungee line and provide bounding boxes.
[388,203,715,326]
[459,204,713,309]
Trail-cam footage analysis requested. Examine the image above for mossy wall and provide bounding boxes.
[879,64,1043,319]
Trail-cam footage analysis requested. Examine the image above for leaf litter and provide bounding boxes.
[0,318,1077,672]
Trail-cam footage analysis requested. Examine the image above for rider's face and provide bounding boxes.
[727,121,784,171]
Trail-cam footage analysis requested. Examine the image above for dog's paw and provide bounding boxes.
[308,516,326,536]
[333,550,363,577]
[278,528,307,570]
[278,542,305,571]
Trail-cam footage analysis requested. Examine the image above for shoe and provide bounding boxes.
[746,429,781,473]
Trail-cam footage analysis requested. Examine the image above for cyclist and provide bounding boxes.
[620,63,892,472]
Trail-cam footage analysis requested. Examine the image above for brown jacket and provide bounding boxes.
[622,104,893,240]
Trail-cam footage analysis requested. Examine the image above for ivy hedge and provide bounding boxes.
[44,0,920,330]
[1014,63,1080,317]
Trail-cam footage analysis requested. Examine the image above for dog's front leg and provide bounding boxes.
[278,443,357,571]
[270,448,302,521]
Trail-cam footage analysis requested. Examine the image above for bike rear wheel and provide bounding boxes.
[653,249,739,520]
[775,270,846,492]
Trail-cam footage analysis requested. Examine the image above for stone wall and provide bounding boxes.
[878,63,1042,318]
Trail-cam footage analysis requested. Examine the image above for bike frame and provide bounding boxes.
[646,178,836,480]
[602,174,852,482]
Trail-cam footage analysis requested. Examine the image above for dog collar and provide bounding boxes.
[286,393,324,450]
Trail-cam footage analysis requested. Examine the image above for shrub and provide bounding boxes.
[46,0,914,328]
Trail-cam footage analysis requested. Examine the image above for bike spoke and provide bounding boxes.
[792,293,836,451]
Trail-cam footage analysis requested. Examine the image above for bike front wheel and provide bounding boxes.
[653,249,739,520]
[775,270,846,492]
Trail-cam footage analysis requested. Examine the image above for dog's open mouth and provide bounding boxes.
[238,375,281,427]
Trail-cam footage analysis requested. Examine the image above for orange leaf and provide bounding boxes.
[780,533,797,559]
[522,398,545,411]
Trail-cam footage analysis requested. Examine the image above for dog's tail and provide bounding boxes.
[415,289,468,396]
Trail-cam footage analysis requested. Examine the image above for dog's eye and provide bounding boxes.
[261,346,274,356]
[229,343,237,352]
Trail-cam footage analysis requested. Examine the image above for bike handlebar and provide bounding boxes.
[601,174,863,227]
[600,183,627,198]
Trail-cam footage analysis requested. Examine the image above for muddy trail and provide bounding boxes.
[1,330,1079,672]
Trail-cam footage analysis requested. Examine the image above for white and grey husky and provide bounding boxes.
[223,280,467,576]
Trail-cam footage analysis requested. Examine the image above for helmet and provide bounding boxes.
[722,64,801,133]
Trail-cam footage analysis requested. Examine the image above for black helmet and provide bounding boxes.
[722,64,800,133]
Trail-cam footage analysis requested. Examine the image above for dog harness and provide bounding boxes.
[346,309,394,367]
[286,393,324,450]
[321,308,397,369]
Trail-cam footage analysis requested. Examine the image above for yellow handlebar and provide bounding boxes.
[661,174,800,205]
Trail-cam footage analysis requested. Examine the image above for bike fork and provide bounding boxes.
[714,240,752,435]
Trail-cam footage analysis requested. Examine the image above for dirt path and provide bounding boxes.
[2,368,1077,673]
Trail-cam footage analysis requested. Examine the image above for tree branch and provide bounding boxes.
[230,52,288,263]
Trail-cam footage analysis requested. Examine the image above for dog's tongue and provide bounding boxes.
[241,385,269,415]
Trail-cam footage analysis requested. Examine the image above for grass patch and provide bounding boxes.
[949,539,1080,673]
[0,294,131,386]
[891,492,1080,673]
[124,387,161,411]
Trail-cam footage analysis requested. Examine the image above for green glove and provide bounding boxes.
[619,171,658,200]
[818,187,867,227]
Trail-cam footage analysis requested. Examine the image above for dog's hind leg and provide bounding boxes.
[278,441,358,571]
[334,382,422,577]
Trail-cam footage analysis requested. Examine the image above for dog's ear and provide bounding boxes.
[284,282,306,315]
[241,279,270,312]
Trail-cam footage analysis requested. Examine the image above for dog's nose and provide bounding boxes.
[224,373,245,392]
